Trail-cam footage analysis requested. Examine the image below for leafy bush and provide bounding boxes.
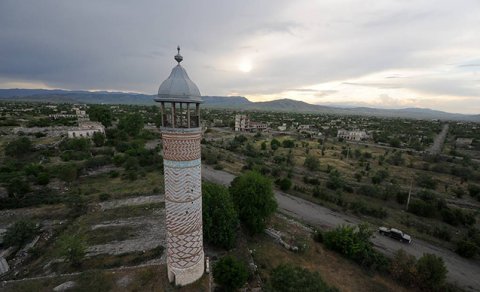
[230,171,277,234]
[98,193,111,202]
[5,137,33,158]
[349,201,387,219]
[456,239,478,258]
[268,264,338,292]
[60,138,91,152]
[270,138,281,150]
[3,220,37,247]
[92,132,106,147]
[389,249,417,288]
[357,184,381,198]
[304,176,320,185]
[58,234,86,266]
[118,113,144,136]
[213,256,248,291]
[84,155,112,170]
[468,184,480,198]
[7,177,30,197]
[415,253,447,291]
[202,182,238,249]
[390,250,448,291]
[88,105,113,127]
[323,224,389,271]
[371,169,389,184]
[326,170,344,190]
[408,199,436,218]
[304,155,320,171]
[36,172,50,185]
[276,177,292,191]
[312,229,323,243]
[282,139,295,148]
[441,207,475,226]
[396,191,408,204]
[433,227,451,242]
[57,163,79,183]
[416,174,437,189]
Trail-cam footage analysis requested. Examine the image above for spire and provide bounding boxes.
[174,46,183,64]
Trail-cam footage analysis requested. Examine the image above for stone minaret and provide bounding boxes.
[155,47,204,286]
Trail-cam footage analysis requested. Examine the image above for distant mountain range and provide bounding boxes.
[0,89,478,122]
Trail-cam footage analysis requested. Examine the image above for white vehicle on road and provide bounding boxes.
[378,227,412,244]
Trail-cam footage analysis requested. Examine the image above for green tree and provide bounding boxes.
[60,138,91,152]
[36,172,50,185]
[269,264,337,292]
[416,174,437,189]
[326,170,344,190]
[389,249,417,288]
[202,182,238,249]
[270,138,281,150]
[213,256,248,291]
[92,132,106,147]
[277,178,292,191]
[282,139,295,148]
[415,253,447,291]
[456,239,478,258]
[371,169,389,184]
[118,113,144,136]
[57,163,78,183]
[261,141,267,150]
[58,234,86,267]
[304,155,320,171]
[323,224,388,270]
[3,220,37,247]
[7,177,30,197]
[389,137,401,148]
[230,171,277,234]
[66,193,88,217]
[88,105,113,127]
[5,137,33,158]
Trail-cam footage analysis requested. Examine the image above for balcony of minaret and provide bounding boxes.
[160,102,200,129]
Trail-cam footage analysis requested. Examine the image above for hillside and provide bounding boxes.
[0,89,478,122]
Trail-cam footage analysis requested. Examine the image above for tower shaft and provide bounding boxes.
[163,128,204,285]
[155,48,204,286]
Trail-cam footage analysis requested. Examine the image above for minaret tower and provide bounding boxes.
[155,47,204,286]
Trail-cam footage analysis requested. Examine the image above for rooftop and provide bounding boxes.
[154,47,202,104]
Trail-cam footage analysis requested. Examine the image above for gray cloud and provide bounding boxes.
[342,82,402,89]
[0,0,479,113]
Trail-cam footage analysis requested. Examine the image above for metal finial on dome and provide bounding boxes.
[174,46,183,64]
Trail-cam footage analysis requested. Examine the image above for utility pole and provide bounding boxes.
[406,179,413,211]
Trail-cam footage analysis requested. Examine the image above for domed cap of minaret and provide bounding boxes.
[155,46,202,103]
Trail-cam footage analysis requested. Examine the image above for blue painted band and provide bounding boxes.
[164,158,201,168]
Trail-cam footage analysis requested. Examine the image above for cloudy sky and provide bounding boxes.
[1,0,479,114]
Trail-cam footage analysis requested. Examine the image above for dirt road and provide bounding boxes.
[428,124,449,155]
[202,165,480,291]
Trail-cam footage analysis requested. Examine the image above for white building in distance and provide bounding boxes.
[235,114,249,131]
[234,114,267,132]
[67,121,105,138]
[337,129,369,141]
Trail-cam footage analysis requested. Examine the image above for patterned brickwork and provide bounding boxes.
[162,132,202,161]
[162,128,204,285]
[164,163,201,203]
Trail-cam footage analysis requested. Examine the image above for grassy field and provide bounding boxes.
[203,129,480,251]
[76,171,164,200]
[251,215,409,292]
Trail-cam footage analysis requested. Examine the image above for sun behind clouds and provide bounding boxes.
[238,58,253,73]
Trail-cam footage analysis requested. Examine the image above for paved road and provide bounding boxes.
[202,165,480,291]
[428,124,449,155]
